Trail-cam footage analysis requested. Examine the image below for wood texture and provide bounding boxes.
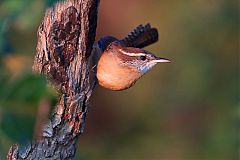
[7,0,99,159]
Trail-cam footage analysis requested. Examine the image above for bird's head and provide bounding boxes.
[109,42,170,75]
[96,42,170,91]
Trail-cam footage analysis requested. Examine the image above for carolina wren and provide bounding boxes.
[94,24,170,91]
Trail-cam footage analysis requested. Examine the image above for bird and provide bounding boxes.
[93,24,170,91]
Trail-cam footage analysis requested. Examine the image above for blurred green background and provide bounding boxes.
[0,0,238,159]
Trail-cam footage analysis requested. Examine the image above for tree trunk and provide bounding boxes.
[7,0,99,159]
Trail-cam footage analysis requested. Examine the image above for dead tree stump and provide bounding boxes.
[7,0,99,159]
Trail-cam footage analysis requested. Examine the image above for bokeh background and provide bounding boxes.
[0,0,238,159]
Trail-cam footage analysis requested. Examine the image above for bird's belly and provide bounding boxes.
[97,65,141,91]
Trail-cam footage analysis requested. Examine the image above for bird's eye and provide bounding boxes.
[140,55,146,61]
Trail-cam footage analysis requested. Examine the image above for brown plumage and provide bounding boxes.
[95,24,169,91]
[96,42,170,91]
[97,42,142,90]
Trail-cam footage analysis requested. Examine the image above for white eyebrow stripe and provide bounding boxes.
[119,49,146,57]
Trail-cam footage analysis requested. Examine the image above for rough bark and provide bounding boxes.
[7,0,99,159]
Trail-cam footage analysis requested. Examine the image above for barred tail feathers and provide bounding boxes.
[120,24,159,48]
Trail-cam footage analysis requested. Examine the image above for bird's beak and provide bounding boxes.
[153,57,171,63]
